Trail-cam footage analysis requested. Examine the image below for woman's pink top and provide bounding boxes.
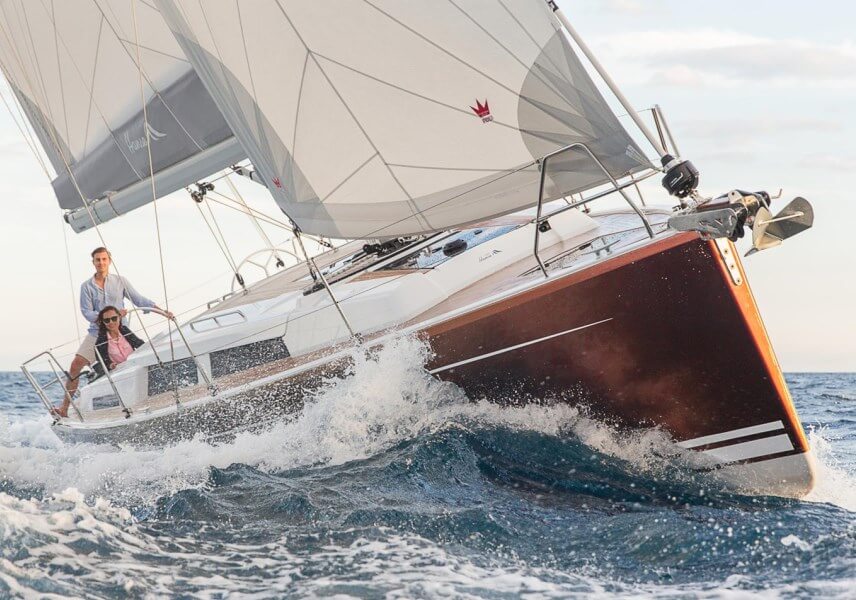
[107,334,134,367]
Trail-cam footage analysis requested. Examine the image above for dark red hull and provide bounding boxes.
[424,233,810,481]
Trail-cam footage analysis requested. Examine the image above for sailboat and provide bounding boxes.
[2,1,815,497]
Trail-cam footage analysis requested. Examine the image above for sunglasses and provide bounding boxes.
[102,315,120,324]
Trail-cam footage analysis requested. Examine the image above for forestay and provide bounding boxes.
[156,0,649,239]
[0,0,243,232]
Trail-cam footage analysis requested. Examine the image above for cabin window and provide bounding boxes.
[209,338,290,378]
[147,358,199,396]
[92,394,120,410]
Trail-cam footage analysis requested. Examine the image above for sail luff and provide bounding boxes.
[0,74,54,177]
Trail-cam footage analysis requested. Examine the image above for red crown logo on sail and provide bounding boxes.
[272,177,282,189]
[470,99,493,123]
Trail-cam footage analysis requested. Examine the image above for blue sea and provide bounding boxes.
[0,341,853,598]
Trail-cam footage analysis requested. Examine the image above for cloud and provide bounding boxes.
[648,65,708,87]
[676,43,856,83]
[800,153,856,171]
[692,148,759,165]
[584,0,651,14]
[591,30,856,88]
[681,117,839,142]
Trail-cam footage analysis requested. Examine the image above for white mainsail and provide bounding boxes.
[155,0,649,239]
[0,0,244,232]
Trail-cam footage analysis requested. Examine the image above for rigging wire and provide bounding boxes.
[223,174,285,265]
[131,0,178,401]
[0,81,51,177]
[204,186,336,251]
[207,189,294,230]
[190,189,245,289]
[202,196,243,286]
[59,215,82,345]
[0,83,83,345]
[0,10,169,359]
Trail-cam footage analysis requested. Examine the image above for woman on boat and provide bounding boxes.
[94,305,145,374]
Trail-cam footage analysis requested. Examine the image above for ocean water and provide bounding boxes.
[0,339,853,598]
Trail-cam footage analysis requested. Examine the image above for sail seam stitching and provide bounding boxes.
[81,16,103,157]
[359,0,568,138]
[496,0,568,79]
[291,52,309,160]
[272,0,430,231]
[311,51,518,132]
[235,1,269,172]
[18,3,67,165]
[319,152,379,204]
[447,0,567,102]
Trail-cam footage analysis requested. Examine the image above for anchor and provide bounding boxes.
[668,190,814,255]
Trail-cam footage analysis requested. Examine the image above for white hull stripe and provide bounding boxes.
[678,420,785,450]
[428,318,613,375]
[703,434,794,463]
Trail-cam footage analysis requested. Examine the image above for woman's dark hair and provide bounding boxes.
[97,305,122,335]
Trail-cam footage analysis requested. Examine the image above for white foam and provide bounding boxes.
[780,534,812,552]
[802,425,856,511]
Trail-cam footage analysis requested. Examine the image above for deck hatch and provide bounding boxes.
[147,358,199,396]
[209,338,290,378]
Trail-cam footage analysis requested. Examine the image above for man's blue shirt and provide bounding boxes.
[79,273,156,336]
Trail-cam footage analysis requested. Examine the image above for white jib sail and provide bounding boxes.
[157,0,649,239]
[0,0,244,232]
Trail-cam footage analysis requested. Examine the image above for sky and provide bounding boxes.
[0,0,853,371]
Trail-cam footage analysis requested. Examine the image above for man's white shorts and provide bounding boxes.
[75,334,98,364]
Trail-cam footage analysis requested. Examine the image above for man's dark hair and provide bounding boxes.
[91,247,110,259]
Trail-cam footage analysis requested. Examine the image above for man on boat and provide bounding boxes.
[56,247,173,417]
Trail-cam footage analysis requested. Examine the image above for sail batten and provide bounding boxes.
[155,0,648,239]
[0,0,243,228]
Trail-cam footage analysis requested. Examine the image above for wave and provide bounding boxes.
[0,337,720,507]
[1,341,854,597]
[1,336,854,512]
